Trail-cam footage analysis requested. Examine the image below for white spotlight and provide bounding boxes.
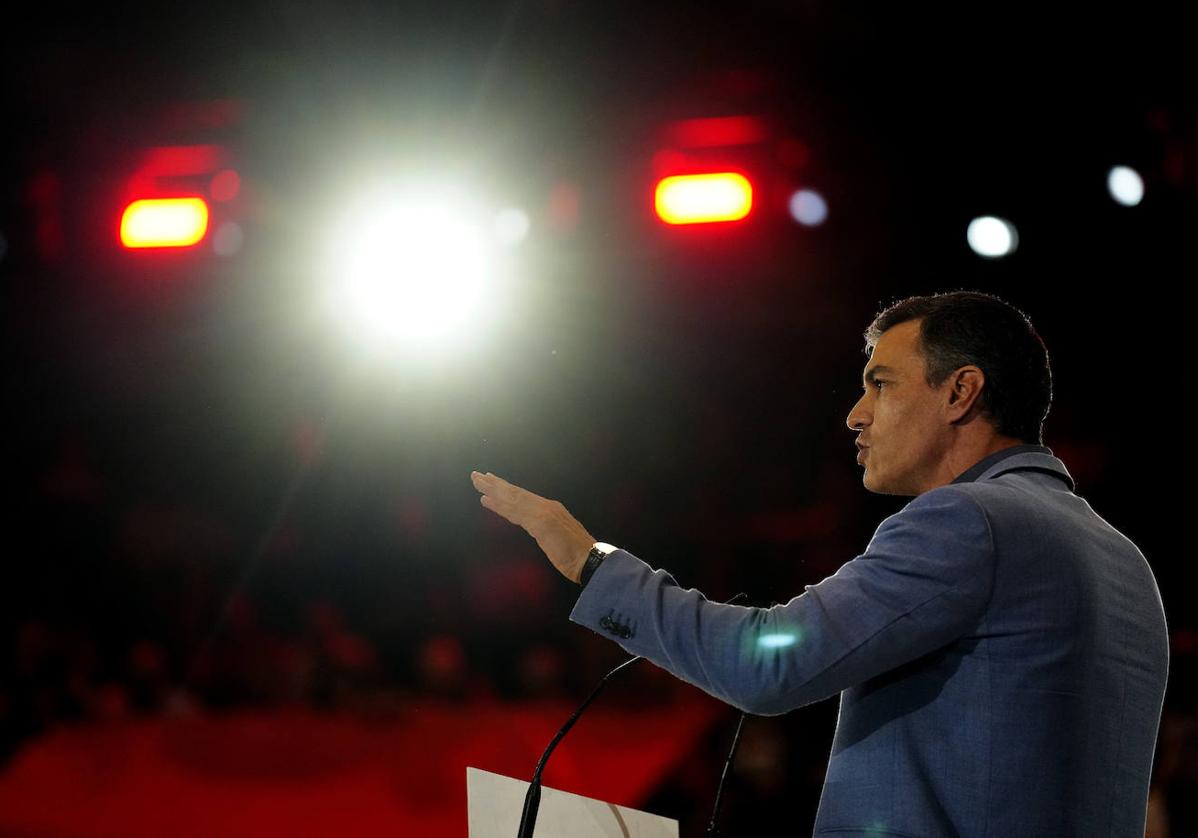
[328,185,499,349]
[788,189,828,226]
[967,216,1018,259]
[493,207,530,245]
[1108,166,1144,207]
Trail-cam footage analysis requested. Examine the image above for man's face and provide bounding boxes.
[846,319,952,496]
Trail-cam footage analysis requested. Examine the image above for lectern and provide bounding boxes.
[466,767,679,837]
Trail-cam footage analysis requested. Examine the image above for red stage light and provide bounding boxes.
[119,197,210,249]
[654,173,753,225]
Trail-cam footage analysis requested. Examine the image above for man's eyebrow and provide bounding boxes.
[863,365,899,383]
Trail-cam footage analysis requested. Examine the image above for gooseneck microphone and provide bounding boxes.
[516,592,749,838]
[705,710,747,837]
[515,654,641,838]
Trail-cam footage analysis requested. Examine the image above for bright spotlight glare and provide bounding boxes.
[493,207,530,245]
[1108,165,1144,207]
[329,190,498,349]
[966,216,1018,259]
[788,189,828,226]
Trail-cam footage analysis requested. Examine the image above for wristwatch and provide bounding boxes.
[580,542,618,587]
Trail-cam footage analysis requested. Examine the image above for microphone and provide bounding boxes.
[705,710,746,837]
[516,591,749,838]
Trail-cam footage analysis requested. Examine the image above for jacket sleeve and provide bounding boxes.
[568,485,995,715]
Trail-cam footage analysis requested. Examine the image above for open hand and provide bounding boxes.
[470,471,596,583]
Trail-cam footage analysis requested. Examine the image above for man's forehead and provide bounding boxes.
[864,363,900,378]
[863,321,922,377]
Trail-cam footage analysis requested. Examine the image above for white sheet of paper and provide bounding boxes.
[466,766,679,837]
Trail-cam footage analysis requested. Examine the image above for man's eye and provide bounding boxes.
[872,380,886,390]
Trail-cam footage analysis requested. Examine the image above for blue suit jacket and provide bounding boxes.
[570,446,1169,837]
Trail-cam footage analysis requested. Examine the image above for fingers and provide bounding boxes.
[471,470,539,526]
[470,470,508,501]
[472,471,529,502]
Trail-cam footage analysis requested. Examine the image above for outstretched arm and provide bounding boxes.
[470,471,995,716]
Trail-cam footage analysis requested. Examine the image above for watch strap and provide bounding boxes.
[579,543,614,587]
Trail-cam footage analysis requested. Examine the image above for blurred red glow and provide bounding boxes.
[138,145,224,179]
[121,146,226,205]
[546,181,581,231]
[667,115,768,149]
[0,702,722,836]
[210,169,241,202]
[28,172,65,262]
[651,149,690,175]
[775,138,811,169]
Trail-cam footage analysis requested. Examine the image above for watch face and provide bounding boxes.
[593,542,617,556]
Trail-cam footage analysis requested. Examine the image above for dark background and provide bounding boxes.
[1,2,1193,835]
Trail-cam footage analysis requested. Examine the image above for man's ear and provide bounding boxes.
[947,366,986,420]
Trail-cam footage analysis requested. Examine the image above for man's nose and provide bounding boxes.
[846,394,870,431]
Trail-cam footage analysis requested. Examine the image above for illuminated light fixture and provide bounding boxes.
[1107,165,1144,207]
[654,173,753,225]
[966,215,1019,259]
[327,184,501,349]
[788,188,828,226]
[119,197,209,248]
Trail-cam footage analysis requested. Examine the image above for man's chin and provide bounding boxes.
[862,469,902,496]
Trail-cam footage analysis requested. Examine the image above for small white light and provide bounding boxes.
[788,189,828,226]
[967,216,1018,259]
[493,207,530,245]
[1108,165,1144,207]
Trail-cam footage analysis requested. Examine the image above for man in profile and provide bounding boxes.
[471,290,1169,837]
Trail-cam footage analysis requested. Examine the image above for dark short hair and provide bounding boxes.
[863,291,1052,445]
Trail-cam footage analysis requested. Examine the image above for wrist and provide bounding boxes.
[579,542,617,587]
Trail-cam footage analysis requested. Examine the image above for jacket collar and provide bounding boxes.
[951,444,1075,491]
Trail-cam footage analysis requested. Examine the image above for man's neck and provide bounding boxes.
[929,435,1027,492]
[944,438,1030,484]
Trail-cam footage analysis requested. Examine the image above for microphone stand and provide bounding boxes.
[516,655,641,838]
[516,592,749,838]
[705,710,746,837]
